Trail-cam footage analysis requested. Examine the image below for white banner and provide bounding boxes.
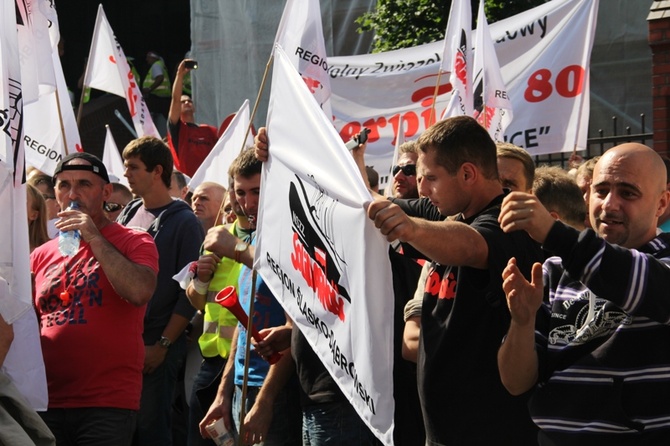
[82,4,159,138]
[102,125,128,187]
[0,0,32,324]
[24,50,83,176]
[15,0,57,105]
[256,46,396,445]
[473,0,513,141]
[329,0,598,188]
[441,0,473,119]
[274,0,332,119]
[188,99,251,191]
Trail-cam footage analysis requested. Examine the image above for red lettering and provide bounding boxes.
[438,271,456,300]
[425,270,441,296]
[290,233,345,320]
[302,76,321,94]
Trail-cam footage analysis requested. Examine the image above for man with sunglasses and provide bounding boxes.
[167,59,218,177]
[391,141,420,199]
[105,182,133,221]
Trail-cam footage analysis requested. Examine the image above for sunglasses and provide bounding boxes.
[392,164,416,177]
[42,194,56,200]
[105,202,126,212]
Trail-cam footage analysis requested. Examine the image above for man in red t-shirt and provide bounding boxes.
[167,59,218,177]
[31,153,158,445]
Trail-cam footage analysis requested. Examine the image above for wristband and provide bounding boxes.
[192,277,211,295]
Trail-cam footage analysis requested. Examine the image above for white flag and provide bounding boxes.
[256,45,395,445]
[1,0,25,185]
[473,0,513,141]
[274,0,332,119]
[82,4,159,138]
[441,0,473,119]
[103,126,128,187]
[188,100,252,192]
[24,50,83,176]
[15,0,57,105]
[0,0,32,323]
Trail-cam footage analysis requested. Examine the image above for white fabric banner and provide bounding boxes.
[188,99,251,191]
[329,0,598,189]
[82,4,159,138]
[102,125,128,187]
[0,1,32,326]
[274,0,332,119]
[256,46,396,445]
[473,0,513,141]
[24,50,83,176]
[441,0,473,118]
[15,0,57,106]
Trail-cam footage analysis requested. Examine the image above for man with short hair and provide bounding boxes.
[191,181,226,232]
[391,140,420,199]
[117,136,204,446]
[199,148,301,445]
[496,142,535,193]
[32,152,158,445]
[532,165,587,231]
[368,115,542,445]
[167,59,218,177]
[499,143,670,443]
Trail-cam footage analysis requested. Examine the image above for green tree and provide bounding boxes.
[358,0,547,53]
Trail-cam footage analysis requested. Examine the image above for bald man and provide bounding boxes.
[497,143,670,444]
[191,181,226,232]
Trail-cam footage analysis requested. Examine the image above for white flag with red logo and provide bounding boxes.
[273,0,332,120]
[441,0,473,119]
[82,4,159,138]
[255,45,395,445]
[0,0,32,323]
[102,125,128,187]
[188,100,252,192]
[473,0,513,141]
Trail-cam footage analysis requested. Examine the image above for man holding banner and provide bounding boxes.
[199,148,301,445]
[368,116,543,445]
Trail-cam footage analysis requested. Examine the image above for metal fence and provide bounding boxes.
[534,114,653,168]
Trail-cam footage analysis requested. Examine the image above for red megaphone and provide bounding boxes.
[214,286,282,364]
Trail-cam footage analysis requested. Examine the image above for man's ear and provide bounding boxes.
[657,189,670,218]
[461,162,477,183]
[102,183,113,202]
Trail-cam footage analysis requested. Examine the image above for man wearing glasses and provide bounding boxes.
[391,141,420,199]
[167,59,218,177]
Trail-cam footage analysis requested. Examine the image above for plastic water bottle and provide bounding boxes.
[58,201,81,257]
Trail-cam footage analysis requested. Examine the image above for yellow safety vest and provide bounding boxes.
[142,59,171,97]
[198,224,243,358]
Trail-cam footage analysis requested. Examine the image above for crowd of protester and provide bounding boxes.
[2,54,670,446]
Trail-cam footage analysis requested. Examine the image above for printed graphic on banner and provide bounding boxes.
[256,46,395,445]
[328,0,598,190]
[289,177,350,321]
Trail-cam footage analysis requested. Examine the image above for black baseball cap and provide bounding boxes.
[53,152,110,184]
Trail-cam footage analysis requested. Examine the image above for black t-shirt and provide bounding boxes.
[291,325,345,407]
[417,193,542,445]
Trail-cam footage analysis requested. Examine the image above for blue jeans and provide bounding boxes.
[231,383,301,446]
[188,356,226,446]
[302,401,378,446]
[135,334,187,446]
[40,407,136,446]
